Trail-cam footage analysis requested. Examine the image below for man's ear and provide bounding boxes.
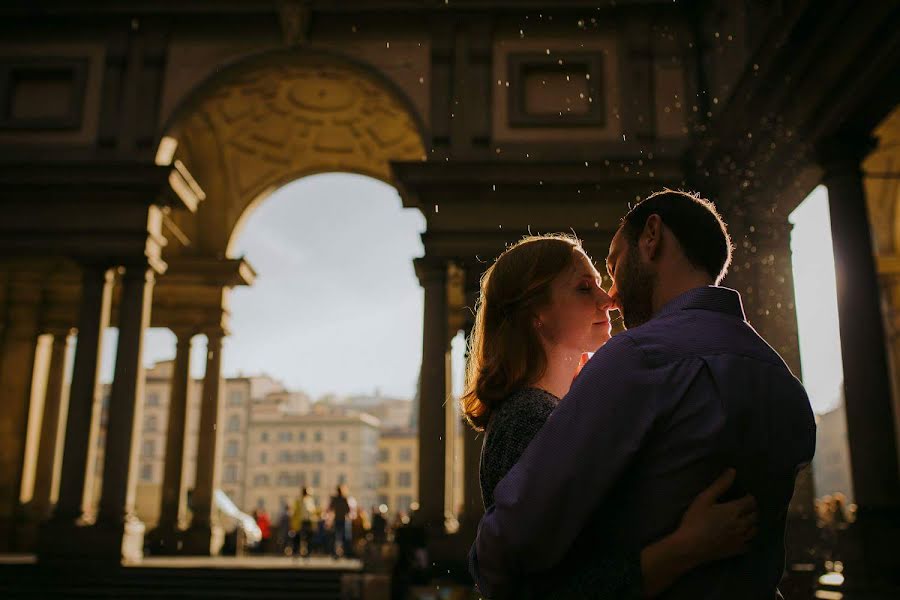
[641,214,663,261]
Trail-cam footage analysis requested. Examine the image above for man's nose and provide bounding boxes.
[607,283,621,309]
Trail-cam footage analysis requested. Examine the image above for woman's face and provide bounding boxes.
[536,248,613,353]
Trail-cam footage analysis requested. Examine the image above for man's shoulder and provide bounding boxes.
[617,309,787,367]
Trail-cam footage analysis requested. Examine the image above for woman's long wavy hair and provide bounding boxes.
[460,234,582,431]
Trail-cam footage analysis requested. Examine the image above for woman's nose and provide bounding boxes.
[595,285,613,309]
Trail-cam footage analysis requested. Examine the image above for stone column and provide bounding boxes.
[0,273,42,551]
[725,211,803,376]
[720,198,818,566]
[183,328,224,555]
[817,138,900,583]
[46,266,113,526]
[146,329,193,554]
[415,258,449,534]
[93,266,155,560]
[724,210,815,510]
[818,137,900,512]
[30,329,73,518]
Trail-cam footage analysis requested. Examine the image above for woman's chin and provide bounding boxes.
[592,332,611,348]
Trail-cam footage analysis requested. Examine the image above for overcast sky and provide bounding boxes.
[102,173,431,399]
[98,177,840,412]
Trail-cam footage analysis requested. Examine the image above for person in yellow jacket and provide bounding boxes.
[291,487,317,558]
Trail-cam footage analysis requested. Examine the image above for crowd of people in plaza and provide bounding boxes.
[247,484,408,559]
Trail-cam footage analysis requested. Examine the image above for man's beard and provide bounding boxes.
[618,244,656,329]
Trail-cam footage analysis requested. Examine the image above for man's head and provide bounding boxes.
[606,189,732,328]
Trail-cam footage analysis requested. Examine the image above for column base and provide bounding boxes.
[37,515,145,564]
[836,508,900,593]
[180,522,224,556]
[143,523,184,556]
[10,501,46,553]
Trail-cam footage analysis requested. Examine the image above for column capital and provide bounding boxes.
[119,263,157,282]
[170,327,197,342]
[46,326,75,340]
[815,133,877,176]
[414,257,447,286]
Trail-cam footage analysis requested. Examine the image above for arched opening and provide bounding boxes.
[219,172,426,517]
[120,47,447,555]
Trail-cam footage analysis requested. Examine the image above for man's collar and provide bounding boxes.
[652,286,746,321]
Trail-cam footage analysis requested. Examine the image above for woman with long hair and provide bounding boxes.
[462,234,757,598]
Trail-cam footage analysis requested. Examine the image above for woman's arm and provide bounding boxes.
[640,468,758,597]
[524,469,757,600]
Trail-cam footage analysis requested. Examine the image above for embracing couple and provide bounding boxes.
[464,190,816,599]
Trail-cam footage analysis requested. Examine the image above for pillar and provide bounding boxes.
[146,329,193,554]
[721,199,819,568]
[414,258,449,534]
[183,328,224,555]
[49,266,113,526]
[93,265,155,560]
[817,136,900,581]
[725,211,803,376]
[0,273,42,551]
[30,329,73,518]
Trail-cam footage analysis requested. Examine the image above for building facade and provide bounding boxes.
[245,399,381,516]
[377,428,418,517]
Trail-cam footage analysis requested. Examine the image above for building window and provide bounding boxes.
[314,431,322,442]
[312,471,321,487]
[398,471,412,488]
[398,495,413,514]
[254,474,270,487]
[141,440,155,458]
[337,473,346,485]
[227,415,240,432]
[339,430,348,442]
[278,431,293,443]
[378,448,389,462]
[379,471,390,487]
[299,431,306,442]
[227,390,244,406]
[223,464,238,483]
[145,392,160,407]
[338,451,347,464]
[140,463,153,482]
[260,451,268,464]
[398,447,412,462]
[278,450,291,463]
[226,440,239,458]
[277,472,291,486]
[144,415,158,432]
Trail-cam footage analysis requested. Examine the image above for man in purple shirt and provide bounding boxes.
[471,190,816,598]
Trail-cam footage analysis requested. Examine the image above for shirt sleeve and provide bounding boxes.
[471,334,661,598]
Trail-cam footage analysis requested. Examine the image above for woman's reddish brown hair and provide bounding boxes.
[460,234,582,431]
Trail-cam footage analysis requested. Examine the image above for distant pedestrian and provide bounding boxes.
[291,487,316,558]
[327,485,352,558]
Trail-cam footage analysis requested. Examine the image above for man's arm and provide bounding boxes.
[472,334,670,597]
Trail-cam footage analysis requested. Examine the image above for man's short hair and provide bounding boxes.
[620,189,733,283]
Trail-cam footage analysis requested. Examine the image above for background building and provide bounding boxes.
[89,362,427,524]
[813,396,855,502]
[376,428,418,517]
[246,398,381,515]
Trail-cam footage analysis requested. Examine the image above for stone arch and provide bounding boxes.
[159,46,428,257]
